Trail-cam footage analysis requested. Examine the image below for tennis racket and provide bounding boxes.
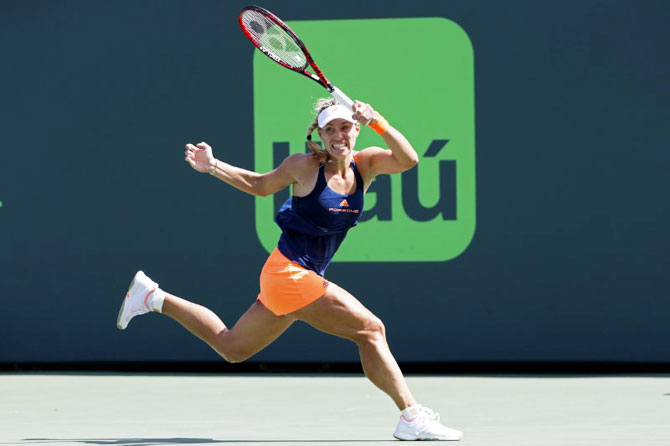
[238,5,354,111]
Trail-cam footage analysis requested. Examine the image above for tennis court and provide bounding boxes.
[2,373,668,445]
[2,2,669,446]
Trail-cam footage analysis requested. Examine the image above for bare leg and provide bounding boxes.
[291,283,416,410]
[162,295,294,363]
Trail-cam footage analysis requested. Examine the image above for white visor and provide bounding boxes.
[317,104,356,128]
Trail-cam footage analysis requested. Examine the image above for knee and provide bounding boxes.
[217,344,254,363]
[212,333,254,364]
[356,316,386,346]
[220,350,251,364]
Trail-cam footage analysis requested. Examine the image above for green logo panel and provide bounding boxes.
[253,18,475,262]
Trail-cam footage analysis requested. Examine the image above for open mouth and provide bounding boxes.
[331,143,347,150]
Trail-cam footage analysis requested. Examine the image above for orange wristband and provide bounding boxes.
[369,116,389,135]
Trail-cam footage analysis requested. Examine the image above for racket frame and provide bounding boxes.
[238,5,354,110]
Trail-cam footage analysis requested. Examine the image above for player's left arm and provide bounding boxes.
[351,101,419,181]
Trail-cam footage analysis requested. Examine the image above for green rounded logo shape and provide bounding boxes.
[253,18,476,262]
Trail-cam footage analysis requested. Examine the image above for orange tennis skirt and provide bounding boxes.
[257,248,330,316]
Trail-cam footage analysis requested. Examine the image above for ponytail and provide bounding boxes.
[306,116,327,163]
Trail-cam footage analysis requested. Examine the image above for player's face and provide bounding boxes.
[318,119,360,159]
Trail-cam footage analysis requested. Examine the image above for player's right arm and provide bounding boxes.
[185,141,305,197]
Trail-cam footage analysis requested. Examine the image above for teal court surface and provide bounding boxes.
[1,374,668,445]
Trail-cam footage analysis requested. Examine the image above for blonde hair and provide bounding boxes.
[306,97,339,163]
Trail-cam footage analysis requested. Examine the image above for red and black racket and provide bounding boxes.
[238,5,354,111]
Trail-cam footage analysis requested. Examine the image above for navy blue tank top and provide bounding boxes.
[275,160,364,276]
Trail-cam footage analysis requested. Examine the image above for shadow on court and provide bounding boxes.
[20,440,389,445]
[5,375,670,446]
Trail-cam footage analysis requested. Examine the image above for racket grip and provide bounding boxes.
[330,86,354,112]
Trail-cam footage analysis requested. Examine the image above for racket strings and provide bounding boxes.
[240,10,307,70]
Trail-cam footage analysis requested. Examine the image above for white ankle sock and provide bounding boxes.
[151,288,166,313]
[401,404,421,421]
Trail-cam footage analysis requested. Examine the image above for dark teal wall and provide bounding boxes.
[1,0,668,363]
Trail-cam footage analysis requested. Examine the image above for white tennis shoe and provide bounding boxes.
[393,405,463,441]
[116,270,159,330]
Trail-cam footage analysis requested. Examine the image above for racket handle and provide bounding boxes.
[330,86,354,112]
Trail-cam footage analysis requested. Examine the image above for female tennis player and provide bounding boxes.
[117,99,463,441]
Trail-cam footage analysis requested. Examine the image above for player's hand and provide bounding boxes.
[352,101,382,126]
[185,142,216,173]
